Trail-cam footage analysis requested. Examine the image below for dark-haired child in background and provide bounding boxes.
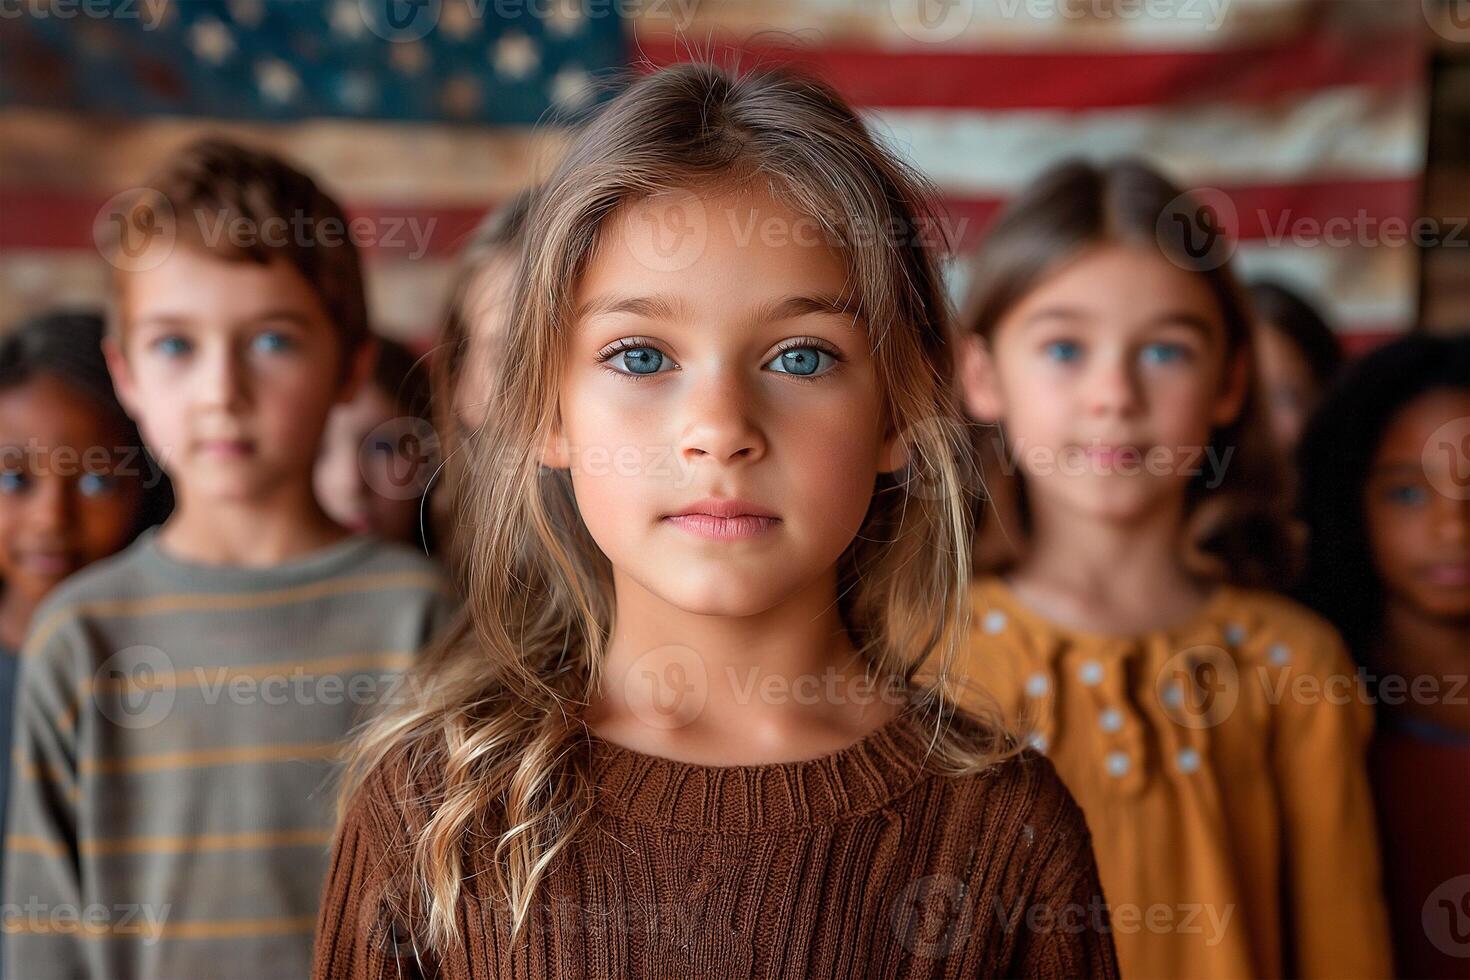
[0,309,170,973]
[314,337,437,552]
[1247,280,1343,457]
[1297,334,1470,979]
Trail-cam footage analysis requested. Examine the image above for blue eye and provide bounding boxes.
[153,335,190,357]
[253,331,293,353]
[1141,342,1189,366]
[766,346,834,378]
[78,473,117,497]
[0,470,28,495]
[1043,340,1081,363]
[611,347,668,376]
[1386,484,1429,506]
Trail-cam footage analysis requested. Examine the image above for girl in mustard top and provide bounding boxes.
[948,159,1392,979]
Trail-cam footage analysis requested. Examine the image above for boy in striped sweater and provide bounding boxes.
[3,139,456,979]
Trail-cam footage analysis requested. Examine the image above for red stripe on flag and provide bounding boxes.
[632,29,1424,111]
[1340,329,1407,356]
[940,179,1421,252]
[0,190,498,259]
[2,179,1419,256]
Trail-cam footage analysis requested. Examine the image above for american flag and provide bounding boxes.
[0,0,1429,352]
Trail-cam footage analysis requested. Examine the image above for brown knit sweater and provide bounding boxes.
[312,709,1118,978]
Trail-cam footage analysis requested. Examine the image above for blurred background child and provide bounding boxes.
[1247,280,1344,459]
[4,139,453,980]
[0,310,168,654]
[432,189,534,442]
[1297,334,1470,980]
[0,309,169,939]
[949,158,1391,979]
[427,189,533,574]
[314,337,436,552]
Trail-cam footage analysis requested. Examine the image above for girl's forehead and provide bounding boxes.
[1377,388,1470,459]
[1002,242,1226,334]
[575,185,852,316]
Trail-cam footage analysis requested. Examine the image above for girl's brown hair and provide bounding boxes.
[959,159,1293,588]
[109,138,369,359]
[430,189,536,449]
[428,190,535,574]
[338,60,1010,953]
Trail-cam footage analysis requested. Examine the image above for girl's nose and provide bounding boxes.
[28,473,70,534]
[1432,493,1470,545]
[196,343,250,411]
[678,372,767,465]
[1085,355,1144,418]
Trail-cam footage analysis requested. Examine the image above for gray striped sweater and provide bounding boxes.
[3,529,456,980]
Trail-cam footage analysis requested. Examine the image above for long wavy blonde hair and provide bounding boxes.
[338,60,1012,955]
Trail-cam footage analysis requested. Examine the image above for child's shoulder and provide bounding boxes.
[1211,585,1352,670]
[332,535,448,587]
[923,708,1089,837]
[26,533,158,638]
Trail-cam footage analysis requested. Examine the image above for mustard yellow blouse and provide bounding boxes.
[949,576,1393,980]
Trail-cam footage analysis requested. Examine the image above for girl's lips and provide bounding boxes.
[1422,562,1470,587]
[1081,445,1144,467]
[662,514,780,541]
[18,551,76,577]
[196,439,255,458]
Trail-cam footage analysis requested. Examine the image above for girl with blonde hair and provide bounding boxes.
[314,63,1117,979]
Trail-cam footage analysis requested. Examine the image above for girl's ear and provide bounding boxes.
[337,336,378,405]
[101,335,138,418]
[957,333,1006,422]
[538,415,571,469]
[878,424,910,475]
[1211,345,1251,427]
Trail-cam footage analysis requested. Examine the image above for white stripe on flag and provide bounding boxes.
[868,86,1425,196]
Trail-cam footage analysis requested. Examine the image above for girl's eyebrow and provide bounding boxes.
[753,293,857,325]
[1019,307,1215,336]
[1370,461,1428,477]
[131,314,194,330]
[246,310,315,328]
[1142,312,1216,336]
[575,293,686,324]
[1019,306,1089,328]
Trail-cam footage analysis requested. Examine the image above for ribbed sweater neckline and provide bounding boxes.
[586,707,943,833]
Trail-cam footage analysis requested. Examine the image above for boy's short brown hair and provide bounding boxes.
[107,137,369,355]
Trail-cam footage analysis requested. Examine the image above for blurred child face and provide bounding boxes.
[1365,389,1470,621]
[314,384,423,544]
[962,243,1246,523]
[1255,321,1319,453]
[0,375,141,606]
[547,183,903,617]
[454,256,515,432]
[108,247,368,506]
